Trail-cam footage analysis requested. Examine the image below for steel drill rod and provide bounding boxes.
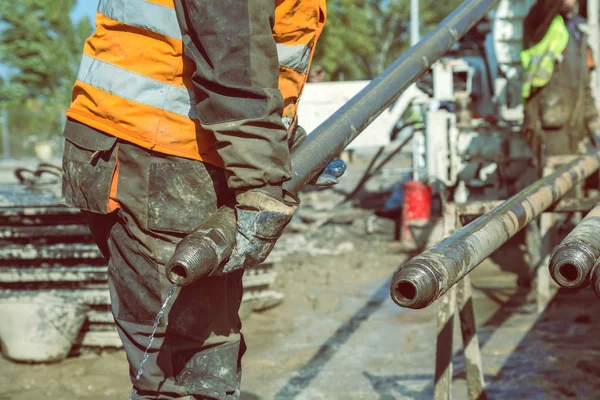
[549,202,600,288]
[165,0,500,286]
[390,149,600,309]
[590,259,600,299]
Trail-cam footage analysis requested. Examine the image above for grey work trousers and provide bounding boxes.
[61,120,245,399]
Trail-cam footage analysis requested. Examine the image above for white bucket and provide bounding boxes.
[0,293,89,362]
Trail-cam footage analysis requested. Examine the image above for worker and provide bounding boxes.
[60,1,344,399]
[522,0,600,158]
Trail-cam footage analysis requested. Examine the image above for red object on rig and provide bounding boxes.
[401,181,432,249]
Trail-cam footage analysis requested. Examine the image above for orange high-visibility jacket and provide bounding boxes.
[67,0,326,167]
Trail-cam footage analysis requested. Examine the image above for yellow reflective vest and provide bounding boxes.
[521,15,570,102]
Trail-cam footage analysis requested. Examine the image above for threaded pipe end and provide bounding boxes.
[550,244,596,288]
[390,265,438,309]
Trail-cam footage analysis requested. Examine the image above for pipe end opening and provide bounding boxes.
[395,280,418,303]
[558,263,580,283]
[391,265,438,309]
[167,264,188,286]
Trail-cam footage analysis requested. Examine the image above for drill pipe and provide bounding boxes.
[590,259,600,299]
[549,202,600,288]
[165,0,500,286]
[390,150,600,309]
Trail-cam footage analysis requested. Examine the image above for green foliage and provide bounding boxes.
[0,0,92,153]
[313,0,464,80]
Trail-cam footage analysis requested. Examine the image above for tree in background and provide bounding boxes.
[0,1,92,156]
[312,0,463,81]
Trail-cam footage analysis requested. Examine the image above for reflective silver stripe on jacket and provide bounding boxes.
[77,54,198,119]
[97,0,311,73]
[98,0,183,40]
[277,43,311,73]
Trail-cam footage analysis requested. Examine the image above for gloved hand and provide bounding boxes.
[168,123,344,280]
[220,123,345,273]
[289,124,347,187]
[220,188,298,274]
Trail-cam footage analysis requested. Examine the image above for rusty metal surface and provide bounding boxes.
[390,150,600,309]
[549,202,600,288]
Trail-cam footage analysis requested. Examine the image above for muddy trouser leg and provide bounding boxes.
[85,141,244,400]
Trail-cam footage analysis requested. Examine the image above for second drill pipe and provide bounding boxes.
[390,150,600,309]
[165,0,500,286]
[549,202,600,289]
[590,255,600,299]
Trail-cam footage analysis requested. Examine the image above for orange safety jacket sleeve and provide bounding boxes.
[523,0,562,50]
[174,0,291,193]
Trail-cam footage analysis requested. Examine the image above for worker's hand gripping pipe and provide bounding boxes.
[549,202,600,289]
[390,150,600,309]
[165,0,500,286]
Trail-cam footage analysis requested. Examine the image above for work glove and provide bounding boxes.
[289,124,347,187]
[220,188,299,274]
[220,124,346,273]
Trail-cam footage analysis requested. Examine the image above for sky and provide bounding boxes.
[70,0,99,24]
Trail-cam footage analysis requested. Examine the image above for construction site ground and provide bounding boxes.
[1,155,600,399]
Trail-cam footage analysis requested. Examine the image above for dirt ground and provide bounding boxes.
[1,157,600,399]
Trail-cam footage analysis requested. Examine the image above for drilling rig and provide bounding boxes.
[412,0,599,206]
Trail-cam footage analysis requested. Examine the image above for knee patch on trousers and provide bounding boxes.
[174,340,244,399]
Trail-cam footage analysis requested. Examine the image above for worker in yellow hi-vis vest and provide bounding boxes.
[60,1,345,398]
[522,0,600,157]
[517,0,600,288]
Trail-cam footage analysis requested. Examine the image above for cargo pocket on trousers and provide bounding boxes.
[61,123,118,213]
[147,159,231,234]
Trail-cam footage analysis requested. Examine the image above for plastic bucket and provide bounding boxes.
[403,181,432,221]
[0,293,89,362]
